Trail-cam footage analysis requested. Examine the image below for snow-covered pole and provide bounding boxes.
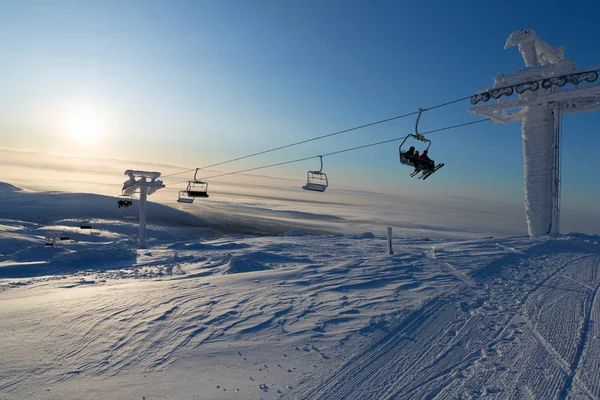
[387,227,394,255]
[121,170,164,249]
[469,29,600,238]
[139,183,148,249]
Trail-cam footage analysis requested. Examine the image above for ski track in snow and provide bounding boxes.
[1,209,600,399]
[282,240,600,400]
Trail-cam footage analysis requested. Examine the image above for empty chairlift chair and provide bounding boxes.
[79,219,93,230]
[302,156,328,192]
[177,188,194,203]
[180,169,210,202]
[44,236,55,246]
[178,180,209,204]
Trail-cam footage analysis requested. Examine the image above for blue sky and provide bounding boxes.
[1,0,599,212]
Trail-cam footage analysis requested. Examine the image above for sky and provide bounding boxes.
[1,0,599,221]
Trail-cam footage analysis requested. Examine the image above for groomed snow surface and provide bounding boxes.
[1,183,600,399]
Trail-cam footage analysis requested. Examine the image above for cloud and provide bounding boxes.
[1,148,597,238]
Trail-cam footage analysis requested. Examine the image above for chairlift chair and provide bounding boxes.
[399,108,444,179]
[177,190,195,204]
[44,235,55,246]
[185,176,209,198]
[302,156,328,192]
[399,109,431,166]
[80,219,92,230]
[123,205,137,220]
[117,194,134,208]
[59,230,70,241]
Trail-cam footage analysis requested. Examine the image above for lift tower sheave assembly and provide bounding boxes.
[122,170,165,249]
[470,29,600,238]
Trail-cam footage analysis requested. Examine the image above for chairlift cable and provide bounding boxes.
[145,68,600,182]
[162,168,196,178]
[168,118,489,184]
[160,94,481,180]
[192,111,421,172]
[422,95,473,111]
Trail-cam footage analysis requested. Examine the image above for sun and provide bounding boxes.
[67,108,106,145]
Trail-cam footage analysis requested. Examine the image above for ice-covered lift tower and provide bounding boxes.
[122,170,165,248]
[470,29,600,238]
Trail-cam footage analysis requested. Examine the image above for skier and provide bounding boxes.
[419,150,435,171]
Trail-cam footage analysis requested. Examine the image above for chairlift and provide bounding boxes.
[187,182,209,198]
[78,217,99,234]
[123,207,137,220]
[399,108,444,180]
[117,194,134,208]
[302,156,328,192]
[44,235,55,246]
[80,219,93,230]
[185,171,209,198]
[177,190,195,204]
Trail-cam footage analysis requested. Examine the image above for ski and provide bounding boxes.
[422,163,445,180]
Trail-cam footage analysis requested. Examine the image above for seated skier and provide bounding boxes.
[403,146,416,165]
[419,150,435,172]
[412,150,422,171]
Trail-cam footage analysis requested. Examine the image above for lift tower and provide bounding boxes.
[121,170,165,248]
[470,29,600,238]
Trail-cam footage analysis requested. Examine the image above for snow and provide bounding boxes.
[1,182,600,399]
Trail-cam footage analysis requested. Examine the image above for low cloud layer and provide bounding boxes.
[1,148,597,238]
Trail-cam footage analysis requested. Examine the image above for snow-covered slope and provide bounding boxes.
[1,184,599,399]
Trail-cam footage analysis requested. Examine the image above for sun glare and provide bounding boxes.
[67,108,105,145]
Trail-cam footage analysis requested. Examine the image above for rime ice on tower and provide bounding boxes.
[121,170,165,248]
[470,29,600,238]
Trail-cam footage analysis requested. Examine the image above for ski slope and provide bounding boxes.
[1,182,599,399]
